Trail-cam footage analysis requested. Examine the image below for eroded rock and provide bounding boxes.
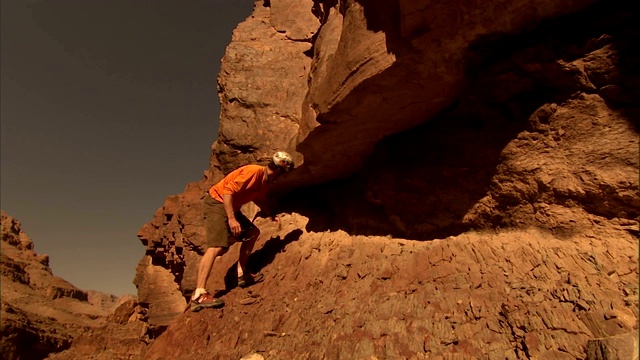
[0,211,147,360]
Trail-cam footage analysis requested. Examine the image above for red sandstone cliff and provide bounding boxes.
[52,0,640,359]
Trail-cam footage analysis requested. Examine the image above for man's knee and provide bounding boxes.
[206,246,228,256]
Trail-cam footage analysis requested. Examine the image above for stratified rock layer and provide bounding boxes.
[144,215,637,359]
[0,211,147,360]
[1,210,154,360]
[297,0,603,185]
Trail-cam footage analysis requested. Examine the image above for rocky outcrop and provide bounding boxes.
[136,0,638,358]
[134,0,317,332]
[0,211,147,360]
[587,332,639,360]
[296,0,603,186]
[144,218,637,359]
[211,1,314,174]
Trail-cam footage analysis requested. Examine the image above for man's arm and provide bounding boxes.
[223,194,241,236]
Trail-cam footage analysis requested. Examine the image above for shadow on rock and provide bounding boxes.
[281,1,640,241]
[223,229,303,290]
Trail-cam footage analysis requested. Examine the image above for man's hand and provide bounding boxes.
[272,214,282,231]
[228,218,242,236]
[222,194,241,235]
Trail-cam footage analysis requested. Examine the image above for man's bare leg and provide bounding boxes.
[195,246,227,291]
[237,227,260,278]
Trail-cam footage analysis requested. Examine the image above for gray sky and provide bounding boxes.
[1,0,254,296]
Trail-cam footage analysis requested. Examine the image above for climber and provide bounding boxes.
[189,151,295,312]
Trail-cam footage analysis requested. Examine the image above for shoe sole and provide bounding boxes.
[238,273,264,288]
[191,300,225,312]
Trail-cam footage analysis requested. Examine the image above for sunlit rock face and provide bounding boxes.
[136,0,638,358]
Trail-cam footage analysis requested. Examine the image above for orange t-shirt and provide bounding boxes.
[208,165,268,210]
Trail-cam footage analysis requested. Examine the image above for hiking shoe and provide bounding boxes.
[190,293,225,312]
[238,273,264,288]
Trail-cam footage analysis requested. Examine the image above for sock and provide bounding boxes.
[192,288,207,301]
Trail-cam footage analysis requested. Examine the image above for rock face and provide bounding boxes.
[296,0,609,186]
[144,222,637,359]
[0,211,147,360]
[136,0,638,359]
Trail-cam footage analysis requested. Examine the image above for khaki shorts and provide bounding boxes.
[203,195,254,248]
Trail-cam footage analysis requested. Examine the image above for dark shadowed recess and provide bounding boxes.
[466,0,640,130]
[223,229,304,289]
[2,323,70,360]
[281,0,639,241]
[355,0,414,57]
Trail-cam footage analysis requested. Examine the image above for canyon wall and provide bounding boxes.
[0,211,147,360]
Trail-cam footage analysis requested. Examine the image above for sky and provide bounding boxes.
[1,0,255,296]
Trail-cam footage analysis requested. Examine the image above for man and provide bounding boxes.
[190,151,294,311]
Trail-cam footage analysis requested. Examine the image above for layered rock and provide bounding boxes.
[292,22,640,240]
[0,211,147,360]
[136,0,638,358]
[296,0,603,185]
[144,218,638,359]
